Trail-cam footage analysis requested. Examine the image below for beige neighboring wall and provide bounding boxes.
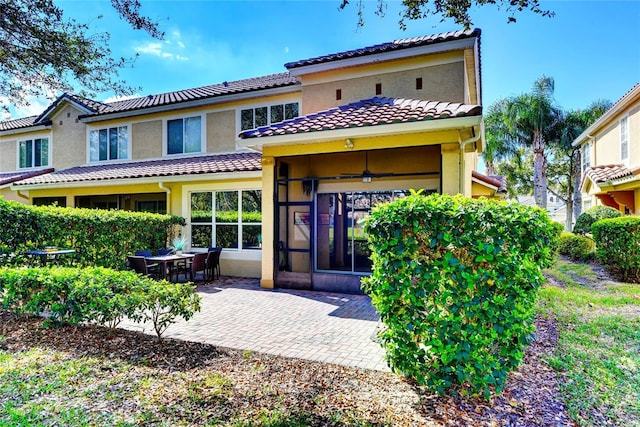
[50,104,89,169]
[300,59,465,115]
[0,138,17,172]
[206,110,237,152]
[132,120,163,159]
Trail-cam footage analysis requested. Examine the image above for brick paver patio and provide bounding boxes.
[120,277,389,371]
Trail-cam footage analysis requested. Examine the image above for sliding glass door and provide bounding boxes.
[315,191,407,274]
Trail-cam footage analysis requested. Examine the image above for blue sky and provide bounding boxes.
[12,0,640,118]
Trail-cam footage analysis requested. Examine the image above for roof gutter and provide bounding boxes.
[572,83,640,147]
[79,85,300,123]
[0,123,52,136]
[287,38,476,76]
[239,115,482,151]
[10,170,262,191]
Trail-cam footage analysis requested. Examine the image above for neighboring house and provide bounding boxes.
[574,83,640,215]
[0,28,497,293]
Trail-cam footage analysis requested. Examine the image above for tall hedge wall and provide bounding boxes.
[363,192,561,397]
[0,199,185,269]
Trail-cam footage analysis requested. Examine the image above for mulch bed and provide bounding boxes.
[0,311,574,426]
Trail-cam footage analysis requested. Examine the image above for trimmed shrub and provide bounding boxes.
[592,216,640,282]
[363,192,560,397]
[0,266,201,336]
[0,199,185,269]
[558,232,596,262]
[573,206,621,235]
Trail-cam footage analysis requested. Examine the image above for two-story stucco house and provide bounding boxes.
[574,83,640,214]
[0,28,497,293]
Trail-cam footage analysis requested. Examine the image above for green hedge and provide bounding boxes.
[363,192,561,397]
[558,232,596,262]
[0,266,201,339]
[573,206,621,235]
[592,216,640,282]
[0,199,185,269]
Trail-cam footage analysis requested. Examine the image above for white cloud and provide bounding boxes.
[0,95,52,120]
[134,30,189,62]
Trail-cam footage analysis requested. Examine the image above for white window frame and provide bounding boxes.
[237,101,300,134]
[620,115,629,165]
[87,125,131,163]
[581,141,591,172]
[189,189,262,252]
[163,114,205,156]
[17,135,50,169]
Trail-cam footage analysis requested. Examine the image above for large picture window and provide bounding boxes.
[240,102,299,131]
[167,116,202,154]
[18,138,49,169]
[190,190,262,250]
[89,127,128,162]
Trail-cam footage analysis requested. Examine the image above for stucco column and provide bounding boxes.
[260,156,275,288]
[441,143,460,195]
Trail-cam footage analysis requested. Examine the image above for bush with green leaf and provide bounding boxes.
[363,192,560,397]
[592,216,640,282]
[0,199,185,269]
[558,232,596,262]
[573,206,621,235]
[0,266,201,334]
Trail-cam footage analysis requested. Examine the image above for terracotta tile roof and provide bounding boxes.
[0,168,55,186]
[1,73,299,131]
[239,97,482,139]
[580,163,640,191]
[0,116,41,132]
[12,152,262,187]
[584,164,634,183]
[472,171,507,191]
[285,29,481,69]
[80,73,298,118]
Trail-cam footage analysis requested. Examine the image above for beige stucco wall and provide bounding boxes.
[50,105,89,169]
[591,103,640,167]
[0,137,18,172]
[206,110,237,152]
[299,56,465,115]
[131,120,163,159]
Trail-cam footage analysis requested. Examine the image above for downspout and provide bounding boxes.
[458,129,482,196]
[16,189,30,201]
[158,182,171,213]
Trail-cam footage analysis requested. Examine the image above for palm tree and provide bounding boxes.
[503,76,562,209]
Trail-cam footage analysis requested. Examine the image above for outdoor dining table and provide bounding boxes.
[145,253,195,281]
[25,249,76,266]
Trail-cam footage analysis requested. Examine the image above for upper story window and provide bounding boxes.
[89,126,128,162]
[581,141,591,172]
[167,116,202,155]
[18,137,49,169]
[240,102,299,131]
[620,116,629,163]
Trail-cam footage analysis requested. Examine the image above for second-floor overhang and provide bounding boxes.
[10,151,262,191]
[238,96,483,152]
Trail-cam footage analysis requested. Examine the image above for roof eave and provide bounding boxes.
[238,115,483,151]
[11,170,263,191]
[573,83,640,147]
[79,84,300,123]
[0,122,52,136]
[287,38,477,77]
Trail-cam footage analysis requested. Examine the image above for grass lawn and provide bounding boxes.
[540,259,640,426]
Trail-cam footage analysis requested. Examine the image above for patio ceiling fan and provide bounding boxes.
[341,151,395,182]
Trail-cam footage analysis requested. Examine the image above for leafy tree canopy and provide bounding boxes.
[0,0,163,111]
[340,0,554,30]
